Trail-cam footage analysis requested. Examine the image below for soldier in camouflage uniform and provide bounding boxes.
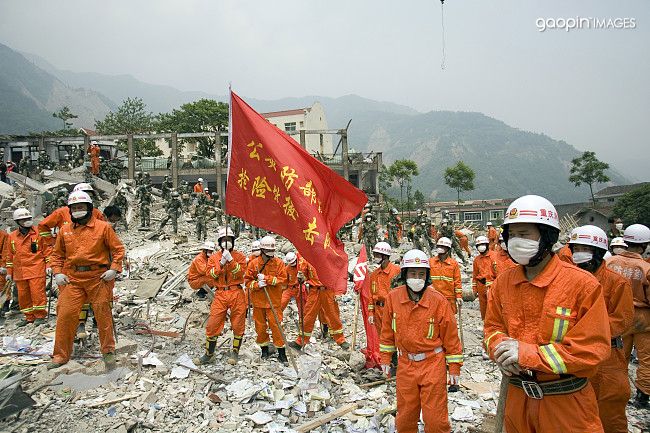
[19,156,32,178]
[211,193,224,225]
[439,218,465,264]
[194,194,209,241]
[337,220,354,242]
[180,180,192,207]
[37,150,52,171]
[138,185,152,228]
[160,191,182,234]
[386,207,402,248]
[114,188,129,230]
[161,175,173,201]
[361,212,379,258]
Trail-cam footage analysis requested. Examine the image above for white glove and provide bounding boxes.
[0,267,6,275]
[46,267,52,276]
[456,298,463,307]
[55,273,69,286]
[494,339,521,376]
[368,315,374,325]
[222,249,233,263]
[258,273,265,281]
[258,279,267,288]
[381,364,391,378]
[100,269,118,281]
[448,374,460,386]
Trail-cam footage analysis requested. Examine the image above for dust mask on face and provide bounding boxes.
[19,220,33,228]
[252,250,261,257]
[406,278,425,292]
[374,257,384,265]
[615,223,623,231]
[572,251,593,265]
[477,245,487,253]
[71,210,87,219]
[507,237,540,265]
[221,240,233,250]
[436,247,447,255]
[612,247,625,255]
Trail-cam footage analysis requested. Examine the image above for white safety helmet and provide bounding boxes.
[610,237,628,248]
[12,208,32,221]
[204,188,209,192]
[623,224,650,244]
[68,191,93,205]
[400,249,430,269]
[568,225,608,251]
[373,241,392,256]
[437,237,452,248]
[217,226,235,241]
[91,140,98,145]
[475,235,489,246]
[202,240,216,252]
[285,251,297,265]
[503,195,560,230]
[260,235,276,251]
[251,240,261,251]
[198,178,204,183]
[486,222,493,226]
[73,182,94,193]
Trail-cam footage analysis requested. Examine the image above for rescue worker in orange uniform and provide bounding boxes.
[487,222,499,251]
[244,236,288,364]
[607,223,650,408]
[556,241,573,264]
[6,208,50,326]
[380,249,463,433]
[248,240,261,263]
[187,241,216,299]
[472,235,496,322]
[198,227,247,365]
[89,141,100,175]
[48,191,125,370]
[494,234,516,275]
[367,242,400,339]
[0,225,12,313]
[203,187,211,200]
[568,225,634,433]
[429,237,462,314]
[280,252,307,317]
[193,178,204,194]
[484,195,611,433]
[288,259,350,350]
[455,229,471,256]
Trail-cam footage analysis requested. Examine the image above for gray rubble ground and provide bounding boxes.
[0,184,647,433]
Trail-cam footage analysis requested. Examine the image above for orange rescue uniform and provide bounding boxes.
[0,231,11,302]
[245,256,287,348]
[472,251,496,320]
[187,252,213,290]
[367,262,401,338]
[193,183,203,193]
[50,216,125,364]
[607,250,650,397]
[281,260,307,315]
[488,226,499,251]
[556,244,573,264]
[7,226,50,321]
[380,285,463,433]
[205,250,247,342]
[591,263,634,433]
[484,255,611,433]
[428,256,462,314]
[455,230,471,255]
[39,207,105,248]
[90,144,100,175]
[494,248,516,276]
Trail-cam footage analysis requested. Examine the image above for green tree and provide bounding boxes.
[613,184,650,227]
[413,189,426,209]
[158,99,229,157]
[388,159,419,216]
[378,164,394,201]
[569,151,610,205]
[95,97,161,157]
[444,161,475,210]
[52,106,78,129]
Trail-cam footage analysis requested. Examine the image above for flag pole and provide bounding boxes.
[350,290,360,353]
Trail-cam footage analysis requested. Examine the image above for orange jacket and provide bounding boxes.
[39,206,105,244]
[245,256,287,308]
[0,231,10,268]
[484,255,611,380]
[493,249,516,275]
[379,285,463,374]
[193,183,203,193]
[206,249,246,289]
[429,256,462,300]
[368,262,401,315]
[50,216,124,284]
[7,227,51,281]
[472,251,496,291]
[90,145,100,158]
[607,250,650,308]
[556,244,573,264]
[300,259,324,287]
[487,226,498,247]
[187,252,213,290]
[594,262,634,338]
[285,260,302,290]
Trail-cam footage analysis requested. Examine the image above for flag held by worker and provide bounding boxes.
[353,245,381,368]
[226,91,367,293]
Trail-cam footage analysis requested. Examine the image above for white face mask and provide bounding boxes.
[477,245,487,253]
[572,251,593,264]
[205,251,213,257]
[374,257,384,265]
[221,241,233,250]
[263,250,275,258]
[19,220,33,228]
[252,250,261,256]
[500,242,507,251]
[71,210,87,219]
[436,247,447,255]
[507,237,540,265]
[615,223,623,230]
[612,247,626,255]
[406,278,425,292]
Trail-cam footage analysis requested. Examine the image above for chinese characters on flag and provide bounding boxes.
[226,91,367,293]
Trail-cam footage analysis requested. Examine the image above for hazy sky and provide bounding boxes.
[1,0,648,179]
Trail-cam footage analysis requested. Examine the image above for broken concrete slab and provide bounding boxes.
[7,172,47,193]
[52,367,130,392]
[134,275,167,299]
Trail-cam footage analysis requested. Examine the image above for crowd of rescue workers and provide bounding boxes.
[1,178,648,433]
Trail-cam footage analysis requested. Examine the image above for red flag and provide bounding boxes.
[226,91,367,293]
[353,245,381,368]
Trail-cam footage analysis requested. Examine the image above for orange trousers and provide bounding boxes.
[281,285,307,315]
[91,157,99,175]
[295,287,345,345]
[459,238,470,255]
[206,288,246,339]
[396,352,450,433]
[445,297,458,315]
[1,275,9,301]
[623,307,650,395]
[591,347,630,433]
[373,305,386,339]
[504,383,603,433]
[253,307,284,347]
[53,278,115,364]
[16,277,46,321]
[474,282,488,321]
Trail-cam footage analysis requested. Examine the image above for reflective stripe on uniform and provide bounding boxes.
[485,331,505,350]
[551,307,571,343]
[445,354,464,363]
[380,344,396,352]
[430,276,453,282]
[391,312,396,332]
[426,318,434,339]
[540,343,568,374]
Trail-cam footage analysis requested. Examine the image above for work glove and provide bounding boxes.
[381,364,391,378]
[100,269,118,281]
[0,267,6,275]
[494,339,521,376]
[6,275,12,284]
[456,298,463,307]
[222,249,233,263]
[46,267,53,276]
[448,374,460,386]
[258,279,267,288]
[297,271,306,283]
[55,273,69,286]
[368,315,374,325]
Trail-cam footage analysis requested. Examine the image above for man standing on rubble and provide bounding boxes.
[568,225,633,432]
[159,191,182,234]
[494,234,516,275]
[280,251,307,317]
[429,237,463,315]
[244,236,289,364]
[367,242,400,340]
[472,235,496,323]
[193,178,204,194]
[0,226,11,315]
[487,222,499,251]
[161,175,172,200]
[484,195,611,433]
[199,227,247,365]
[379,249,463,433]
[89,141,101,175]
[194,194,209,241]
[6,208,50,327]
[607,223,650,409]
[188,241,215,300]
[47,191,125,371]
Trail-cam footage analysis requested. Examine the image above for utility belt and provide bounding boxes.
[75,264,109,272]
[375,300,385,307]
[218,285,242,291]
[477,278,487,285]
[509,374,588,399]
[611,336,623,349]
[399,346,443,362]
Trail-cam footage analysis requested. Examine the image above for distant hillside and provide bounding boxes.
[0,43,114,134]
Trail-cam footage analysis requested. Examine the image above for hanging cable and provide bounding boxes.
[440,0,446,70]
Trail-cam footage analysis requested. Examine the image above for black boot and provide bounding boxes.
[261,345,270,359]
[228,336,243,365]
[194,336,217,365]
[321,324,329,339]
[277,348,288,365]
[631,389,649,408]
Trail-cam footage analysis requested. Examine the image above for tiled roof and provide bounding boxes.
[261,108,308,118]
[594,182,650,197]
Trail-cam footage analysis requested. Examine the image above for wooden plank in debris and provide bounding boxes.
[134,275,168,299]
[7,172,47,193]
[86,393,139,408]
[295,403,358,432]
